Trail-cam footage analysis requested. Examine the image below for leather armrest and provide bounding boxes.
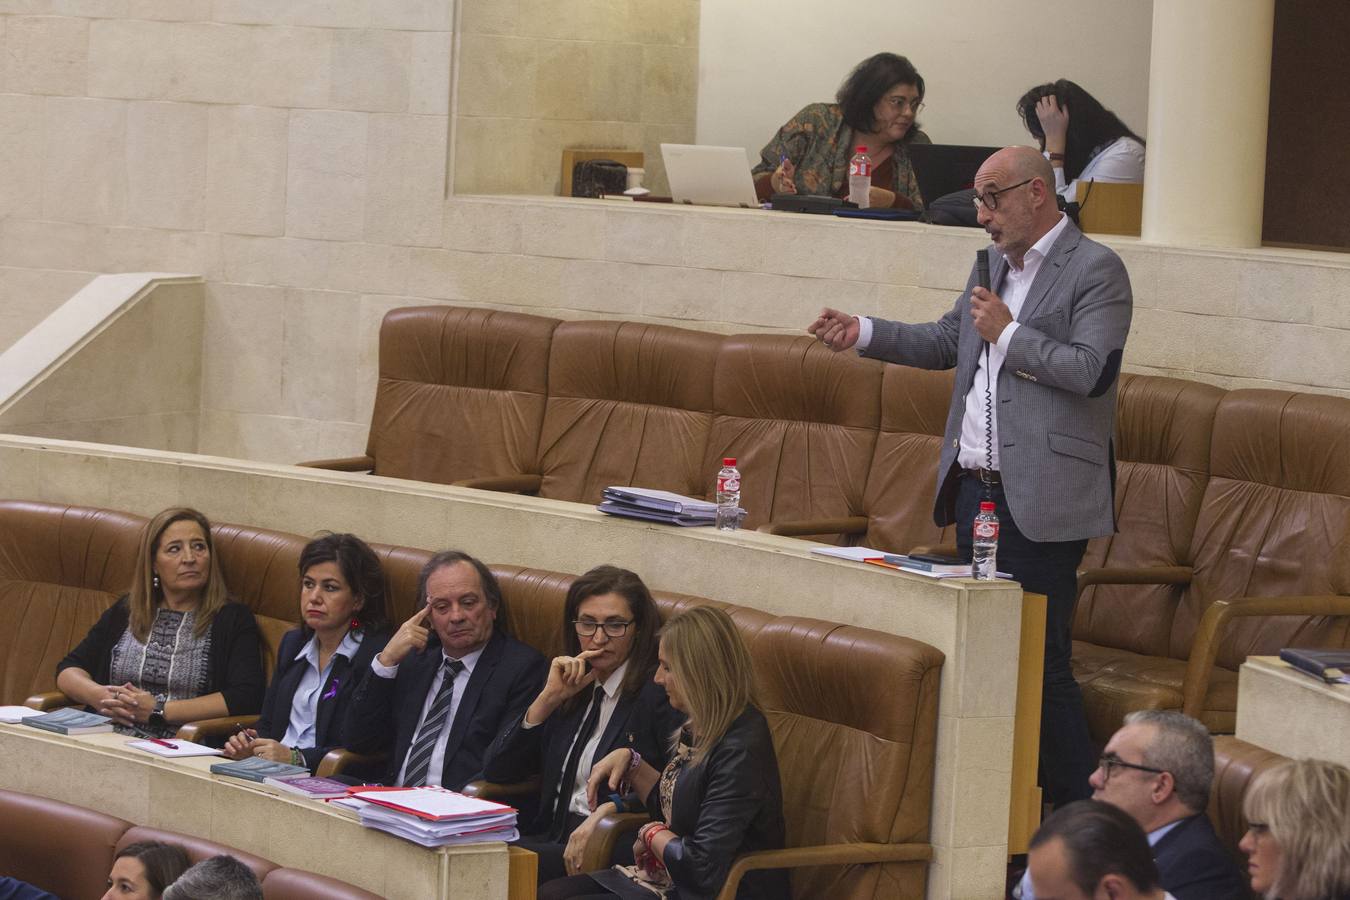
[24,691,74,711]
[909,543,959,559]
[452,474,544,494]
[462,776,541,801]
[296,455,375,472]
[1181,593,1350,719]
[1076,565,1193,600]
[714,842,932,900]
[174,715,259,744]
[580,811,649,873]
[756,517,869,538]
[316,747,388,778]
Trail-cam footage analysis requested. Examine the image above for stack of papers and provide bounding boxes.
[348,787,518,847]
[597,486,743,527]
[0,706,38,724]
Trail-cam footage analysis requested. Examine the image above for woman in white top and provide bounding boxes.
[1017,79,1146,204]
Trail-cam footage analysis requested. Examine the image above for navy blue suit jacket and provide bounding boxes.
[1153,813,1247,900]
[255,626,390,772]
[482,676,684,836]
[342,630,546,790]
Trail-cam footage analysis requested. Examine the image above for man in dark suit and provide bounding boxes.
[810,145,1132,806]
[344,551,546,790]
[1019,710,1246,900]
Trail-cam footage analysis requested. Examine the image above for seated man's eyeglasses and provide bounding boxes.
[573,619,633,637]
[1097,751,1167,782]
[972,177,1034,211]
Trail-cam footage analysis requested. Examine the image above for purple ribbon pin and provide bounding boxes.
[322,678,340,700]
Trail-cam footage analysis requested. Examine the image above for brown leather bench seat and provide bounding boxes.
[0,500,944,899]
[0,788,380,900]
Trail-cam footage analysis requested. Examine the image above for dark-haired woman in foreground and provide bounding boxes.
[753,52,931,210]
[1016,78,1145,204]
[222,533,389,773]
[102,841,192,900]
[539,605,787,900]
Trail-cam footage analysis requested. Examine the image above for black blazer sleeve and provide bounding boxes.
[254,629,303,740]
[211,603,266,715]
[342,657,403,756]
[660,710,786,899]
[56,596,131,683]
[481,707,549,784]
[302,628,391,772]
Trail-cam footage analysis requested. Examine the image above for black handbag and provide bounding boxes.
[571,159,628,198]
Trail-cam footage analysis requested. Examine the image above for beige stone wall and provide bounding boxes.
[455,0,698,196]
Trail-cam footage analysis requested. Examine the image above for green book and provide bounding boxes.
[21,708,114,735]
[210,756,309,783]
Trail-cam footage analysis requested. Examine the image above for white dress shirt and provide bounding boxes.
[281,629,363,749]
[560,662,627,817]
[857,213,1070,472]
[372,644,486,788]
[1050,136,1145,203]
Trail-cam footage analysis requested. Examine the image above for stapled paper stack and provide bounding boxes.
[346,786,518,847]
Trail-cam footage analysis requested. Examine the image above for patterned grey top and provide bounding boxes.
[109,607,212,738]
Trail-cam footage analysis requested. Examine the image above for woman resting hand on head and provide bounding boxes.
[222,533,390,775]
[1016,78,1145,205]
[56,508,265,738]
[539,604,788,900]
[753,52,931,210]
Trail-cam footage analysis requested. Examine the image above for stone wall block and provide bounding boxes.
[41,96,128,225]
[364,113,446,247]
[638,44,696,125]
[206,105,288,236]
[456,33,537,119]
[2,15,88,95]
[329,28,412,113]
[408,30,451,115]
[0,93,46,218]
[286,109,369,241]
[125,100,207,230]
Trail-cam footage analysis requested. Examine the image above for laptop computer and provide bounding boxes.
[908,144,1001,205]
[660,144,760,208]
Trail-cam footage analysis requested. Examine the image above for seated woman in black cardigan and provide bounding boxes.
[483,565,683,883]
[541,604,788,900]
[56,507,265,738]
[222,533,390,773]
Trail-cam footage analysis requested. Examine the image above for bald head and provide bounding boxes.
[973,145,1062,265]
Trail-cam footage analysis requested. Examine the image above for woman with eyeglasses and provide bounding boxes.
[483,566,682,883]
[1239,758,1350,900]
[1016,79,1145,205]
[752,52,931,210]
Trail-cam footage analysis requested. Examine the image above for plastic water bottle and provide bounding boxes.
[972,501,999,580]
[715,457,741,531]
[848,146,872,209]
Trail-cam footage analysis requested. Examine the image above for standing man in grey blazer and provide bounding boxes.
[809,145,1132,806]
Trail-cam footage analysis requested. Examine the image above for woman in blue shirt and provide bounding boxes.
[222,533,390,773]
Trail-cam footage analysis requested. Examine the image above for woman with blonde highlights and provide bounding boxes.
[540,604,787,900]
[1240,758,1350,900]
[57,507,265,737]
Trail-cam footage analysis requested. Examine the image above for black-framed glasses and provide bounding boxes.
[1098,752,1167,781]
[972,177,1034,211]
[573,619,633,638]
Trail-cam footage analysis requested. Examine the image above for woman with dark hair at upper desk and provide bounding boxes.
[1016,78,1145,205]
[752,52,931,210]
[222,532,390,773]
[55,507,265,738]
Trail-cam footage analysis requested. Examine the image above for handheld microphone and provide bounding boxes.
[975,249,990,292]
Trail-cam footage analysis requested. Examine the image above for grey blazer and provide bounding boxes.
[863,220,1132,542]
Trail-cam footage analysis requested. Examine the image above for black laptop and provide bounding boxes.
[908,144,1001,206]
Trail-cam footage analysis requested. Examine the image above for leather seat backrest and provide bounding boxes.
[366,306,559,484]
[117,825,276,882]
[705,335,883,530]
[0,501,146,704]
[538,320,722,503]
[1074,374,1224,657]
[753,618,943,899]
[0,788,133,900]
[1173,390,1350,663]
[1210,736,1288,882]
[261,867,384,900]
[369,543,436,625]
[861,364,956,553]
[211,522,312,678]
[492,564,576,660]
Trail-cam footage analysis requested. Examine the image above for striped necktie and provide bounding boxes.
[402,657,466,787]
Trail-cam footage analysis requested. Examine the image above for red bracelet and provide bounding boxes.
[642,823,670,855]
